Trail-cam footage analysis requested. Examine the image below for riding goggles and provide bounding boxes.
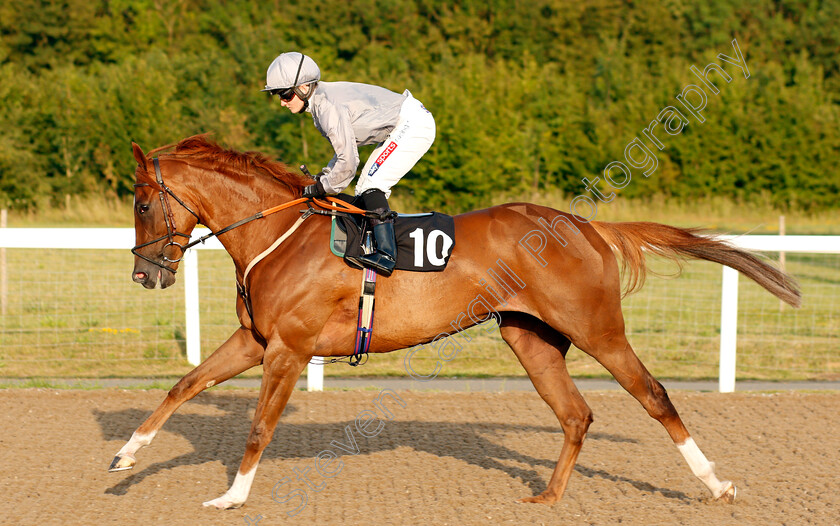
[272,87,296,101]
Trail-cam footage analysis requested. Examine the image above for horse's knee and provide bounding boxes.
[168,376,197,400]
[561,411,593,444]
[643,378,679,421]
[246,422,271,451]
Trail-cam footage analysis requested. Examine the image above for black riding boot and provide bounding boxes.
[358,189,397,276]
[358,213,397,276]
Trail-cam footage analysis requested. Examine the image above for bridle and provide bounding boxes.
[131,157,367,274]
[132,158,200,274]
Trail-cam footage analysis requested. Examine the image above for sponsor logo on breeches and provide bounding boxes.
[367,141,398,177]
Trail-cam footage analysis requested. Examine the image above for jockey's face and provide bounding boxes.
[280,85,309,114]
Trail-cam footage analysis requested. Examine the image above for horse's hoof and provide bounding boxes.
[716,481,737,503]
[108,454,136,472]
[202,494,244,510]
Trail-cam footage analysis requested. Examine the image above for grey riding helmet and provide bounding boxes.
[262,52,320,109]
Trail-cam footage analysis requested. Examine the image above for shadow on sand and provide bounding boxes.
[95,390,690,503]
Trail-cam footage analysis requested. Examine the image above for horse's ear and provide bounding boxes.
[132,142,146,166]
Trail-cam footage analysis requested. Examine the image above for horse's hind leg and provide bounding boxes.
[500,314,593,504]
[576,327,736,502]
[109,327,264,472]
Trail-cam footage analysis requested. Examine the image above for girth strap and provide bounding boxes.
[351,232,378,365]
[352,267,377,365]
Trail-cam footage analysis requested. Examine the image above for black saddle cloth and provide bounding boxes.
[331,195,455,272]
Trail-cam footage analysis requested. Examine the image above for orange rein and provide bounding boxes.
[237,196,368,302]
[183,196,368,253]
[260,196,368,218]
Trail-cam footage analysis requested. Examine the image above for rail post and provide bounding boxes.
[1,209,6,317]
[719,266,739,392]
[183,249,202,366]
[308,359,324,391]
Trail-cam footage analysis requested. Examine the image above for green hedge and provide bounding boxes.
[1,0,838,213]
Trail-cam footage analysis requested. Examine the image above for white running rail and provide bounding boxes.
[1,229,839,392]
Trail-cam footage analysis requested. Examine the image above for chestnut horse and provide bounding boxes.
[113,135,800,509]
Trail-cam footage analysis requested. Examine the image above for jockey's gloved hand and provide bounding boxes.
[303,180,326,198]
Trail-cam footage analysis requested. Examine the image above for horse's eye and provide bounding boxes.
[137,204,150,215]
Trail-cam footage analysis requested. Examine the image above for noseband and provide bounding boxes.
[131,158,200,274]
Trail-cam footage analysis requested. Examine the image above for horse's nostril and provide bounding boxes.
[134,272,148,280]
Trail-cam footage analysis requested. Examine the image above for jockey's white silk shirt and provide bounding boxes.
[305,81,407,193]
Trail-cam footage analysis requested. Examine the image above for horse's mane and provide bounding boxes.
[148,134,309,195]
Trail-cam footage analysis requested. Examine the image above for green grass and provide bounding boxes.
[6,192,840,234]
[1,195,838,382]
[6,195,135,228]
[0,378,83,389]
[393,189,840,235]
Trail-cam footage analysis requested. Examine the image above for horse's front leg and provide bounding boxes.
[203,344,309,509]
[109,327,264,472]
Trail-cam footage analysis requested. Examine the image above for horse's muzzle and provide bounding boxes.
[132,266,175,289]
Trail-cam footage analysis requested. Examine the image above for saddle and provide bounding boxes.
[323,194,456,364]
[329,195,455,272]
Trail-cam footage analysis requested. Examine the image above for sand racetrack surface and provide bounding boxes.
[1,388,837,525]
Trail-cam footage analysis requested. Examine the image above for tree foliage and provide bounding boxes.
[0,0,837,212]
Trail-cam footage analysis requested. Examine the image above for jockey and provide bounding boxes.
[262,52,436,276]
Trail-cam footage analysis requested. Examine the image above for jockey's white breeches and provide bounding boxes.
[354,90,436,198]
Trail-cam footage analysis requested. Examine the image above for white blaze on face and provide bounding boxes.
[677,437,728,497]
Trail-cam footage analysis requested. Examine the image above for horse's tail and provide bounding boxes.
[590,221,801,308]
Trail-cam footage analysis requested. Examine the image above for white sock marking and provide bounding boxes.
[203,465,258,508]
[677,437,728,497]
[117,431,156,457]
[228,465,258,503]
